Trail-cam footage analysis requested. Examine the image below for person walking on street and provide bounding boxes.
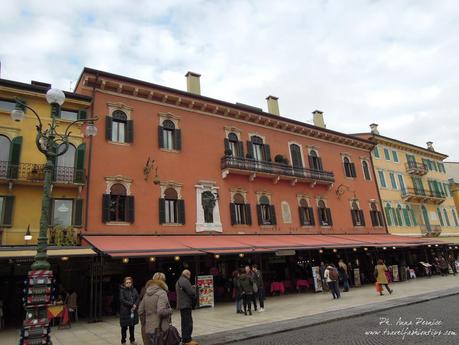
[176,269,198,345]
[448,254,457,276]
[324,264,340,299]
[338,259,350,292]
[138,282,152,345]
[375,260,393,295]
[319,261,328,291]
[238,267,255,315]
[245,266,257,311]
[252,264,265,312]
[138,272,173,345]
[232,270,243,314]
[119,277,140,345]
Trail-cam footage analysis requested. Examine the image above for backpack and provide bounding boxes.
[329,268,339,281]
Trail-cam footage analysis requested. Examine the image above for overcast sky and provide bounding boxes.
[1,0,458,160]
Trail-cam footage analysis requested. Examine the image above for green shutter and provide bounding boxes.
[177,199,185,224]
[237,142,244,158]
[105,116,113,140]
[264,144,271,162]
[245,204,252,225]
[403,208,410,226]
[437,208,444,226]
[77,110,87,120]
[102,194,111,223]
[126,196,135,223]
[159,198,166,224]
[8,136,22,179]
[385,207,392,226]
[158,126,164,148]
[230,203,236,225]
[2,196,15,226]
[174,129,181,150]
[72,199,83,227]
[74,143,86,183]
[126,120,134,143]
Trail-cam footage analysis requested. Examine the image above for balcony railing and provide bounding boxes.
[420,224,442,237]
[401,188,446,204]
[405,162,427,175]
[221,155,335,184]
[0,161,85,185]
[48,227,81,246]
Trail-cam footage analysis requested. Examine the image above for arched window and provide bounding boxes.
[56,144,76,182]
[257,195,275,225]
[384,203,394,226]
[362,161,371,180]
[370,202,384,227]
[112,110,127,143]
[164,188,178,223]
[343,157,356,177]
[225,132,243,157]
[351,201,364,226]
[318,200,332,226]
[110,184,127,222]
[396,205,404,226]
[308,150,323,171]
[443,208,451,226]
[402,205,411,226]
[162,120,175,150]
[230,193,251,225]
[290,144,303,168]
[406,205,417,226]
[250,136,270,161]
[299,198,314,226]
[0,135,11,178]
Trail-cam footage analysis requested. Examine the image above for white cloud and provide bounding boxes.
[0,0,458,159]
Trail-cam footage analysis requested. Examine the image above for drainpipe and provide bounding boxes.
[84,72,99,232]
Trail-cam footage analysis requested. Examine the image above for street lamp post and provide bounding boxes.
[12,88,98,344]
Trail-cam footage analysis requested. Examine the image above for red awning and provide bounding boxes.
[331,234,446,247]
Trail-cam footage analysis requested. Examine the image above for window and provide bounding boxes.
[443,208,451,226]
[452,209,459,226]
[406,205,417,226]
[0,135,10,178]
[224,132,243,157]
[290,144,303,168]
[383,148,391,160]
[389,172,397,189]
[159,188,185,225]
[437,208,444,226]
[50,198,83,228]
[298,198,314,226]
[230,193,251,225]
[102,183,135,223]
[0,135,22,179]
[370,202,384,227]
[248,136,271,161]
[397,174,406,193]
[318,200,332,226]
[105,110,133,143]
[351,201,365,226]
[392,150,399,162]
[396,205,403,226]
[411,176,425,194]
[60,109,78,121]
[362,161,371,180]
[438,162,445,173]
[343,157,356,178]
[0,99,16,112]
[378,170,387,188]
[0,195,14,226]
[402,205,411,226]
[384,203,394,226]
[257,195,276,225]
[159,119,181,150]
[373,147,380,158]
[406,154,416,168]
[55,144,76,183]
[443,183,451,197]
[308,150,323,171]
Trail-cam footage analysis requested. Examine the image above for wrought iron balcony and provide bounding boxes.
[221,155,335,185]
[401,188,445,204]
[0,161,85,186]
[420,224,442,237]
[405,162,427,176]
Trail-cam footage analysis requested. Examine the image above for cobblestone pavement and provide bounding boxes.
[234,295,459,345]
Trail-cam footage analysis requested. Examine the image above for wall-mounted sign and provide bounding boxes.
[275,249,296,256]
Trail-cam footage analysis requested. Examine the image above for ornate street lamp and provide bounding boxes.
[12,88,97,345]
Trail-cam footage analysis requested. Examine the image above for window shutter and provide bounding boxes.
[299,207,306,225]
[308,207,315,225]
[74,143,86,183]
[317,157,323,171]
[50,103,60,118]
[126,120,134,143]
[126,196,135,223]
[177,199,185,224]
[351,210,357,226]
[245,204,252,225]
[350,163,357,177]
[237,142,244,158]
[158,126,164,148]
[384,207,392,226]
[224,139,230,154]
[256,205,263,225]
[2,196,15,226]
[230,203,236,225]
[8,136,22,179]
[77,110,87,120]
[105,116,113,140]
[102,194,111,223]
[403,208,411,226]
[378,211,384,226]
[370,211,377,226]
[318,208,323,225]
[72,199,83,227]
[48,198,54,227]
[270,205,277,225]
[159,198,166,224]
[174,129,182,150]
[308,156,314,169]
[264,144,272,162]
[326,208,333,225]
[247,141,254,158]
[360,210,365,226]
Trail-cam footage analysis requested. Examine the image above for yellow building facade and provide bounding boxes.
[0,79,91,245]
[355,125,459,239]
[445,162,459,216]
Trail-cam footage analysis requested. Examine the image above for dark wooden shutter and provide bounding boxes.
[237,142,244,158]
[50,104,60,118]
[378,211,384,226]
[230,203,236,225]
[308,156,314,169]
[177,199,185,224]
[370,211,377,226]
[308,207,315,225]
[48,198,54,227]
[317,157,323,171]
[158,126,164,148]
[105,116,113,140]
[8,136,22,179]
[264,144,271,162]
[2,196,15,226]
[74,143,86,183]
[72,199,83,227]
[102,194,111,223]
[224,139,230,154]
[126,196,135,223]
[291,147,302,168]
[326,208,333,226]
[360,210,365,226]
[174,129,182,150]
[270,205,276,225]
[159,198,166,224]
[299,207,306,225]
[77,110,87,120]
[126,120,134,143]
[247,141,254,158]
[318,208,323,225]
[351,210,357,226]
[256,205,262,225]
[350,163,356,177]
[245,204,252,225]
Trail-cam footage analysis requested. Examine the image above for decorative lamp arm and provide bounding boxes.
[15,97,43,129]
[64,117,99,137]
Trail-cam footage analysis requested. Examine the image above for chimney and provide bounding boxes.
[185,71,201,95]
[312,110,325,128]
[266,95,280,115]
[370,123,379,135]
[426,141,434,151]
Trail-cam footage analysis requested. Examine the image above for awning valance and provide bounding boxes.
[0,247,97,259]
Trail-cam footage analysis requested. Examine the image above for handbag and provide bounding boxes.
[154,318,181,345]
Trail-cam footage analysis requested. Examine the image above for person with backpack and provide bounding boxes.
[324,264,340,299]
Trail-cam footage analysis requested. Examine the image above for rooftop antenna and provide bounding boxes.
[69,80,74,92]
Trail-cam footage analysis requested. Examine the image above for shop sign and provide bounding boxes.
[311,266,323,292]
[275,249,296,256]
[196,275,214,308]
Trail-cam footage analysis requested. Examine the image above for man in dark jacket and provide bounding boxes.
[237,268,254,315]
[176,269,197,345]
[119,277,140,345]
[252,265,265,312]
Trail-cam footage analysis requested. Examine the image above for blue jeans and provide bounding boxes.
[236,295,242,312]
[327,281,341,299]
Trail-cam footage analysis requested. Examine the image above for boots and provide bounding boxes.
[248,309,252,316]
